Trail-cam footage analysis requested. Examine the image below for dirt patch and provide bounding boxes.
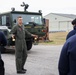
[39,32,69,45]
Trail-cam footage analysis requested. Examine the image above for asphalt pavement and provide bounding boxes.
[1,45,63,75]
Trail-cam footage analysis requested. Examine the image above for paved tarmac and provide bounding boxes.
[1,45,63,75]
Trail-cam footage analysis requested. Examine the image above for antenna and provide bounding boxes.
[11,7,15,11]
[21,2,29,11]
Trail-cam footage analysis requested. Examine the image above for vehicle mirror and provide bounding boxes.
[13,19,16,23]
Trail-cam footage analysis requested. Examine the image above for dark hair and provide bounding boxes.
[17,16,22,19]
[72,18,76,25]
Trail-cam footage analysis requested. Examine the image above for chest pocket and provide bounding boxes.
[16,27,25,39]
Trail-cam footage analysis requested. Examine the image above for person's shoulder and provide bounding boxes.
[0,31,2,33]
[68,30,74,33]
[13,25,17,27]
[0,31,5,38]
[67,30,75,37]
[12,25,18,29]
[0,31,4,35]
[67,34,76,42]
[72,34,76,39]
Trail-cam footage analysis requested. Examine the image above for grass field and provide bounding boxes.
[39,32,68,45]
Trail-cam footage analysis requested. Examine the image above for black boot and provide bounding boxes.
[17,70,26,74]
[22,68,27,71]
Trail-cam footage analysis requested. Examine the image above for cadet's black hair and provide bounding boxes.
[17,16,22,19]
[72,18,76,25]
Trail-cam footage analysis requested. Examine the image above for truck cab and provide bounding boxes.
[0,10,46,52]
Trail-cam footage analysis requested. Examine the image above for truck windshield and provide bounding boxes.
[12,14,43,25]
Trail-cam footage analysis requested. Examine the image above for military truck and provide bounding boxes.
[0,2,47,52]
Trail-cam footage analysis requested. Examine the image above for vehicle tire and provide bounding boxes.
[0,46,6,53]
[26,40,32,51]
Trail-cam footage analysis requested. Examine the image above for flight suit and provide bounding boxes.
[11,24,31,71]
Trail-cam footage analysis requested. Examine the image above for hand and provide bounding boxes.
[12,34,15,41]
[12,34,15,39]
[31,34,38,38]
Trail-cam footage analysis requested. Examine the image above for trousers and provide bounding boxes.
[0,59,5,75]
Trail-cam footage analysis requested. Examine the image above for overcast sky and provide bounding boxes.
[0,0,76,16]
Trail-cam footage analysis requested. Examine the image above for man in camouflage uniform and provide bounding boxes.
[11,16,36,74]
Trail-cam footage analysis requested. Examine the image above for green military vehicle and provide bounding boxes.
[0,2,47,52]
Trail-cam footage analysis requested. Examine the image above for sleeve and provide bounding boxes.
[1,32,7,46]
[25,29,32,38]
[58,42,69,75]
[10,25,17,35]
